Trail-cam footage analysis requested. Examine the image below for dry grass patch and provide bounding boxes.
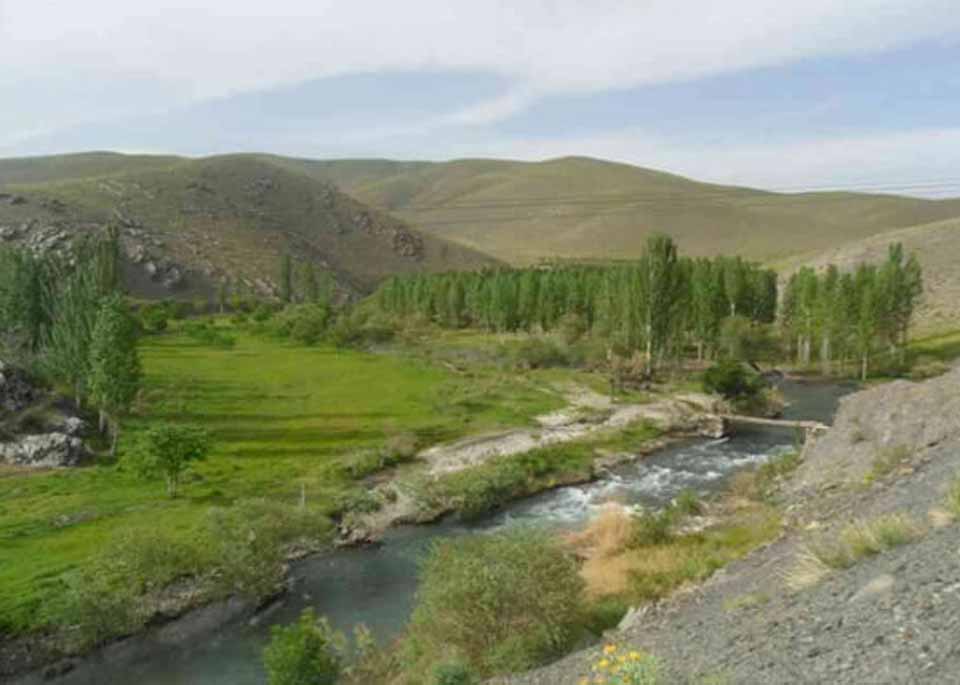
[566,503,635,560]
[574,503,781,605]
[865,445,912,484]
[786,512,923,591]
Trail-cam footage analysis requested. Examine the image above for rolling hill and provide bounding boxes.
[291,156,960,264]
[780,216,960,336]
[0,154,498,299]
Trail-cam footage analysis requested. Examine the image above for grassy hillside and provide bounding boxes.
[780,216,960,336]
[0,154,497,299]
[0,151,182,186]
[295,156,960,263]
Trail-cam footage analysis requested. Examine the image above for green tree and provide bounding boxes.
[262,608,342,685]
[129,424,211,497]
[218,280,229,314]
[280,254,294,303]
[88,295,141,454]
[300,261,320,304]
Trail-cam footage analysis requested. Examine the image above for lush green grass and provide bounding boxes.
[0,324,562,635]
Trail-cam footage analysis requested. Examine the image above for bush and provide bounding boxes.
[207,499,328,598]
[262,608,342,685]
[183,320,236,348]
[630,509,676,547]
[50,560,145,651]
[511,337,569,369]
[328,311,396,349]
[702,360,764,402]
[433,661,477,685]
[586,645,660,685]
[140,304,169,333]
[406,530,585,677]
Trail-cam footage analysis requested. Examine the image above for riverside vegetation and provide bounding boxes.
[0,232,942,681]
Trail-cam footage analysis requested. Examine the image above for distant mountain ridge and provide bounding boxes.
[3,152,960,305]
[286,155,960,263]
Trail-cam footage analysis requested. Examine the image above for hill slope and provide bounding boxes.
[293,156,960,263]
[780,217,960,335]
[0,154,497,299]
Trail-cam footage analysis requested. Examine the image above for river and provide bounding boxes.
[23,379,852,685]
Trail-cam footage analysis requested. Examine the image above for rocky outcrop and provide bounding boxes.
[0,362,36,414]
[793,366,960,492]
[0,433,89,467]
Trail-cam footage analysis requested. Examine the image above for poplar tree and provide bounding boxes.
[88,294,142,454]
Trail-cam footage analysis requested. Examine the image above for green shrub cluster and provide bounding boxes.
[403,530,585,678]
[702,360,765,403]
[262,608,342,685]
[182,320,236,348]
[432,444,593,519]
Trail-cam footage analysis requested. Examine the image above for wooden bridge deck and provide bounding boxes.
[720,414,830,434]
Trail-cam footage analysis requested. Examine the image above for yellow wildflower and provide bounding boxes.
[603,644,617,655]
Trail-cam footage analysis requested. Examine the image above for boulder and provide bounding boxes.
[0,433,89,467]
[0,362,36,414]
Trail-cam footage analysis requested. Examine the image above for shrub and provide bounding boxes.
[673,489,703,516]
[587,645,660,685]
[207,499,327,598]
[50,561,145,651]
[252,303,276,323]
[630,509,676,547]
[789,512,922,590]
[432,661,477,685]
[183,320,236,348]
[328,311,396,349]
[702,360,764,403]
[511,337,569,369]
[406,530,585,677]
[262,608,342,685]
[865,445,911,484]
[140,304,169,333]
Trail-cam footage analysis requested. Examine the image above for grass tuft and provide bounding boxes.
[787,512,922,590]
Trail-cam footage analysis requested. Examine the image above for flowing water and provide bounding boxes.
[25,379,852,685]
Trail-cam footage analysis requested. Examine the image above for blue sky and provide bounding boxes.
[3,1,960,195]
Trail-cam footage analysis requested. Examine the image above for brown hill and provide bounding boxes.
[292,156,960,264]
[0,154,498,300]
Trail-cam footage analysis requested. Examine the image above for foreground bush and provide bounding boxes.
[262,608,341,685]
[405,530,585,678]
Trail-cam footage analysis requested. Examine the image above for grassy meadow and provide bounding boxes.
[0,322,565,635]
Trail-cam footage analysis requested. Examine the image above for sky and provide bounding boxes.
[3,1,960,195]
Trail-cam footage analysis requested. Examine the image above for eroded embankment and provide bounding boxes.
[495,367,960,685]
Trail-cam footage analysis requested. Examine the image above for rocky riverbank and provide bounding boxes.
[336,388,729,545]
[494,366,960,684]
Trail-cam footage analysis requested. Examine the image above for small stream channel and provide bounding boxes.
[25,380,853,685]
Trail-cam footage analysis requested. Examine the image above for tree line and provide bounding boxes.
[781,243,922,379]
[374,235,779,369]
[373,235,922,378]
[0,228,141,451]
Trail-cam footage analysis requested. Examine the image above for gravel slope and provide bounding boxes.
[495,369,960,685]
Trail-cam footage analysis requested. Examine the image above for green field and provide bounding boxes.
[0,325,563,634]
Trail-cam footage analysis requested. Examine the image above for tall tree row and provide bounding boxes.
[780,243,922,379]
[374,235,779,366]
